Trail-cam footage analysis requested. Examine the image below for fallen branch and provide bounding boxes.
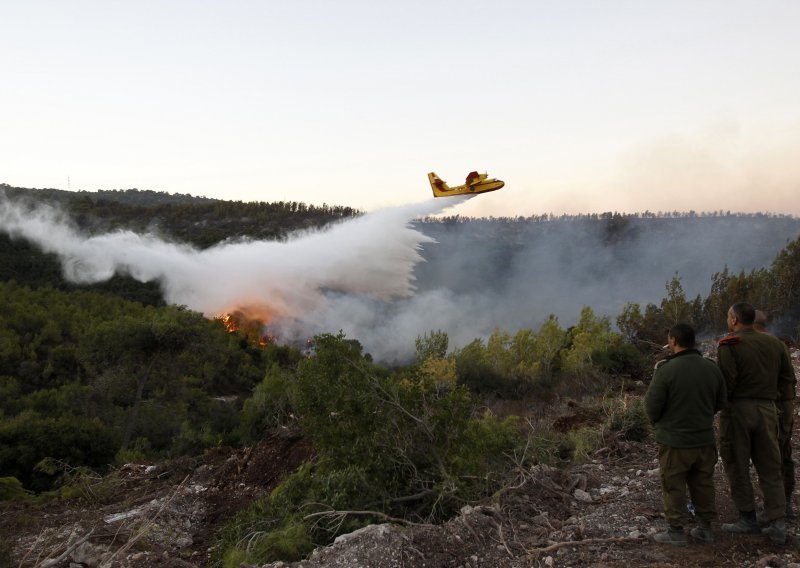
[527,535,642,556]
[38,528,95,568]
[303,509,433,527]
[100,473,190,567]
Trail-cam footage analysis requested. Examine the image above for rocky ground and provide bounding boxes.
[3,354,800,568]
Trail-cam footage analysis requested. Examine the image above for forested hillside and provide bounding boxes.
[1,184,360,248]
[2,185,800,567]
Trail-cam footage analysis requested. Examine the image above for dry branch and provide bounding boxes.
[38,528,95,568]
[527,535,642,555]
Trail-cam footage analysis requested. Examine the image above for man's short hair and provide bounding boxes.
[669,323,696,349]
[730,302,756,325]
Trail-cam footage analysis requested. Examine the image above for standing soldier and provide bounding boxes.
[717,302,795,543]
[754,309,797,518]
[646,323,727,545]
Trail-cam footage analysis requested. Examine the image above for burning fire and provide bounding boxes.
[215,310,276,348]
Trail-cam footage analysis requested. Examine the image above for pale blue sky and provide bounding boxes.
[2,1,799,216]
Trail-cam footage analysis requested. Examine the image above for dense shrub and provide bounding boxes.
[217,333,521,564]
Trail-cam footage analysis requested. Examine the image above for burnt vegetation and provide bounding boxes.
[1,185,800,566]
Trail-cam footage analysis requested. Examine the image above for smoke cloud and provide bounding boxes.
[0,194,460,350]
[2,193,799,362]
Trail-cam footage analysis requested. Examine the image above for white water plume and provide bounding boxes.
[0,194,467,335]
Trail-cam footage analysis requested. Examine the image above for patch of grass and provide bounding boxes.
[568,426,605,463]
[603,396,650,442]
[524,429,575,466]
[221,548,251,568]
[0,477,31,502]
[246,519,314,563]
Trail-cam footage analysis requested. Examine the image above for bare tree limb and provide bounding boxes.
[100,474,190,567]
[303,509,434,527]
[38,528,95,568]
[527,535,642,555]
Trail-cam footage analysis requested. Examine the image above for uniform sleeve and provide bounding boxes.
[644,369,667,424]
[716,345,738,398]
[777,344,796,402]
[714,367,728,413]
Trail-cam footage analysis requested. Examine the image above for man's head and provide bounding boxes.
[754,309,769,333]
[667,323,695,353]
[727,302,755,331]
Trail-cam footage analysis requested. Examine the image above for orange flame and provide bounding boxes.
[215,310,275,349]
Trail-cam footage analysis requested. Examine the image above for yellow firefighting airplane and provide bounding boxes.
[428,171,505,198]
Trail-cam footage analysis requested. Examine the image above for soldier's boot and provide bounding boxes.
[653,525,687,546]
[786,496,796,520]
[690,519,714,542]
[722,511,760,535]
[762,518,786,544]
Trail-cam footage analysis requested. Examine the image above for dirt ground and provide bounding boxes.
[4,358,800,567]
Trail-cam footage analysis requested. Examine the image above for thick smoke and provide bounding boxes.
[2,194,798,362]
[0,194,460,346]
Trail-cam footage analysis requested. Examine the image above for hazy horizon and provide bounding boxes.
[2,2,799,218]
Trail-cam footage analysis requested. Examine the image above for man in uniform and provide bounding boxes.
[754,309,797,518]
[717,302,795,543]
[646,323,727,545]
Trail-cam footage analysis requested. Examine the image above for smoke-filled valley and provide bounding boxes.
[2,188,799,361]
[5,187,800,568]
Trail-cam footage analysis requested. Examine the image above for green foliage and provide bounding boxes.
[661,274,693,326]
[568,426,606,464]
[238,364,294,444]
[562,306,617,375]
[415,329,449,362]
[221,549,252,568]
[454,318,567,398]
[33,459,117,504]
[591,342,648,381]
[0,281,292,490]
[250,520,314,563]
[454,338,511,395]
[522,429,575,466]
[0,411,119,491]
[604,396,650,443]
[289,334,384,469]
[217,332,522,564]
[0,476,31,501]
[114,438,151,465]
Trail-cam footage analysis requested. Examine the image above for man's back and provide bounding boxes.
[646,350,726,448]
[718,328,793,400]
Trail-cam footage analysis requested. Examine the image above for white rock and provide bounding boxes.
[574,488,593,502]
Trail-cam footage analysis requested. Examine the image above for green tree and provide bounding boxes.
[661,274,693,326]
[562,306,616,374]
[616,302,645,343]
[219,332,520,564]
[415,330,449,362]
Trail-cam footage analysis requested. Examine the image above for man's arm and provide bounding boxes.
[777,344,796,402]
[644,370,667,424]
[714,367,728,413]
[717,344,738,397]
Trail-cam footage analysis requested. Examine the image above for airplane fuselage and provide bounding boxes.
[428,171,505,198]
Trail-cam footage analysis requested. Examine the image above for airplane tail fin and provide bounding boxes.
[428,172,450,197]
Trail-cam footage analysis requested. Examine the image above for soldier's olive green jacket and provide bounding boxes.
[717,328,796,402]
[645,349,727,448]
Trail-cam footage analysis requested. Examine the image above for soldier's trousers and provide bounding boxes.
[658,443,717,527]
[719,400,785,520]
